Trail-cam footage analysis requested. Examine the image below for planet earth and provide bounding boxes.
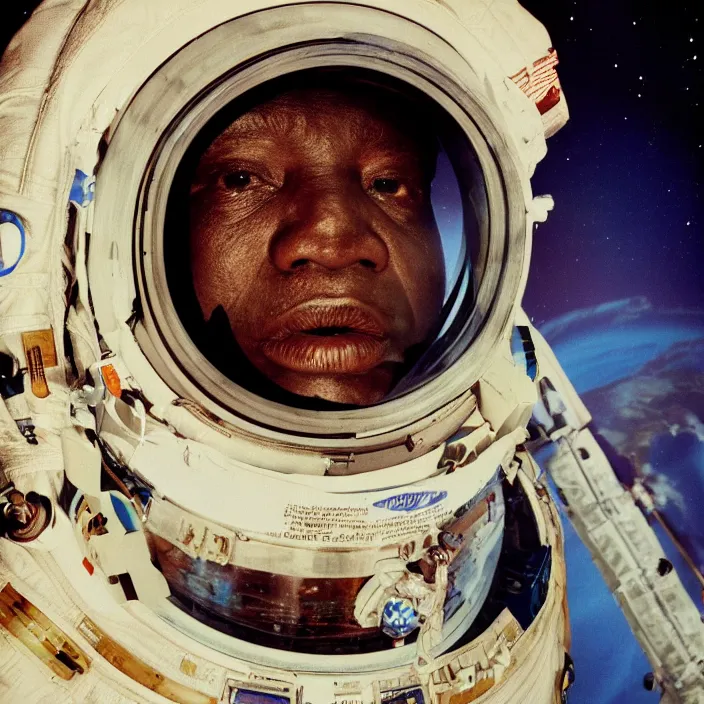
[533,296,704,703]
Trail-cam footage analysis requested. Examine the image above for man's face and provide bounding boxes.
[189,87,445,405]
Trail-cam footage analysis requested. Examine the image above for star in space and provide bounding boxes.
[519,0,703,321]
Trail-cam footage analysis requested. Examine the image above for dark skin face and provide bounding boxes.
[189,87,445,405]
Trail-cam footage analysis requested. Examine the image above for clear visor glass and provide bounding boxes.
[165,68,486,409]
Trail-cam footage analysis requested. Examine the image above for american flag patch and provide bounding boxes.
[509,48,562,115]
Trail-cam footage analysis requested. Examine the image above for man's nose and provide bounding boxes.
[270,182,389,273]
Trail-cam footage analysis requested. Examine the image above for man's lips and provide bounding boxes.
[260,299,400,374]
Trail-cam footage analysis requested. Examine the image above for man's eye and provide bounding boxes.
[222,170,254,190]
[371,177,401,194]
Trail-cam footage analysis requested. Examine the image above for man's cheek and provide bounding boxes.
[405,267,444,340]
[191,243,236,318]
[213,249,266,324]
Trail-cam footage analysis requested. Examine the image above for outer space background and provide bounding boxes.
[2,2,702,703]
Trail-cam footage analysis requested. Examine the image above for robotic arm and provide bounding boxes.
[525,311,704,702]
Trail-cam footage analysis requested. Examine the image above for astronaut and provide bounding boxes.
[2,1,702,703]
[187,72,446,406]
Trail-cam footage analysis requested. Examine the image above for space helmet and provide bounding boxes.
[0,0,569,697]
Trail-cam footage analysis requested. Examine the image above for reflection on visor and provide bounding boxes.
[391,138,482,397]
[432,149,466,300]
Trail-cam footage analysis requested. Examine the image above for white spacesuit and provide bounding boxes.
[0,2,701,703]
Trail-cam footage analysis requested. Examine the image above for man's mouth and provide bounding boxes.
[261,300,399,374]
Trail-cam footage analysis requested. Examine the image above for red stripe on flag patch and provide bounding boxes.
[509,48,561,111]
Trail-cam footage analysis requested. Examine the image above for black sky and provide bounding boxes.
[521,0,703,322]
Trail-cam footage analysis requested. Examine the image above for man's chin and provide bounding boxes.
[270,367,396,406]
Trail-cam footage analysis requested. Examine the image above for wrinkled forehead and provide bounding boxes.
[203,86,439,168]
